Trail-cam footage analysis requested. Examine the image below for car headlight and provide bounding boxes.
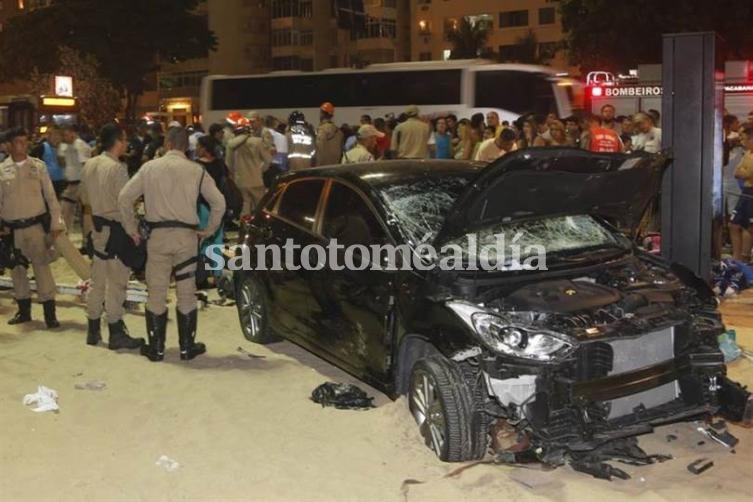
[447,301,574,362]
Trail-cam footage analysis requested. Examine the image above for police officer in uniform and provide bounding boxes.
[118,127,225,362]
[316,102,343,166]
[0,128,63,328]
[286,111,316,171]
[80,124,145,350]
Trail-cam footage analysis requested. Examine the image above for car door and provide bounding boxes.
[264,178,326,342]
[314,180,396,383]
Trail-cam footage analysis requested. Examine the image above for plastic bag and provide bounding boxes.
[311,382,375,410]
[22,385,59,413]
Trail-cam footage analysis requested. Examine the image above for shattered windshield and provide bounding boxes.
[442,214,622,265]
[377,175,471,245]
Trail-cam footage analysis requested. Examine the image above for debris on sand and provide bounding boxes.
[687,458,713,475]
[311,382,375,410]
[74,381,106,391]
[155,455,180,472]
[22,385,59,413]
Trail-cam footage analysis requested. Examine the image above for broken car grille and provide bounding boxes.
[604,326,679,419]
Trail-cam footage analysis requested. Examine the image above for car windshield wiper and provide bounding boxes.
[548,243,629,262]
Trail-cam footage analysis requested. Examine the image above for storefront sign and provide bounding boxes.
[54,76,73,97]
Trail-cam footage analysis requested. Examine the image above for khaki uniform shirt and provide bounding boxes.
[118,150,226,237]
[316,120,343,166]
[0,156,63,231]
[391,118,430,159]
[734,150,753,188]
[341,144,374,164]
[227,130,274,188]
[80,152,129,221]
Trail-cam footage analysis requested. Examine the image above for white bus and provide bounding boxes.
[200,60,582,127]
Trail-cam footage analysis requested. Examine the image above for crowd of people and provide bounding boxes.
[0,99,751,357]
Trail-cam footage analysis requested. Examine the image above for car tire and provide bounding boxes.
[408,355,488,462]
[236,274,277,344]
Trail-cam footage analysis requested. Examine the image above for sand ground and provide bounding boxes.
[1,254,752,502]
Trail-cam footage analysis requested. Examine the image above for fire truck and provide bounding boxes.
[585,61,753,119]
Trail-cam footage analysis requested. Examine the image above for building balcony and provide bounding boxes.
[271,45,313,58]
[356,37,395,51]
[270,16,313,30]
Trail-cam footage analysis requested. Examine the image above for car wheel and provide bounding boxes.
[409,355,488,462]
[236,274,277,344]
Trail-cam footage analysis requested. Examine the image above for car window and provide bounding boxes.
[263,185,284,213]
[322,182,388,247]
[277,179,324,232]
[378,175,471,245]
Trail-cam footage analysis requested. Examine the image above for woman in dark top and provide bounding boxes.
[196,135,228,286]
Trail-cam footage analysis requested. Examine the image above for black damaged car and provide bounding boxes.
[233,148,751,467]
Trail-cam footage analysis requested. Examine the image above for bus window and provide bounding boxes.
[212,73,361,110]
[359,70,461,106]
[474,70,556,116]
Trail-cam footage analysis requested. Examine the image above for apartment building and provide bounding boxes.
[411,0,568,68]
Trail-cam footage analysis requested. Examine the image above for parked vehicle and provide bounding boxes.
[233,148,750,462]
[202,60,581,127]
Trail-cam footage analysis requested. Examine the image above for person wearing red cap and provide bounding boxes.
[316,101,343,166]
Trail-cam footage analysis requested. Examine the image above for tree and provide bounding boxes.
[560,0,753,72]
[29,47,121,129]
[447,17,491,60]
[0,0,216,123]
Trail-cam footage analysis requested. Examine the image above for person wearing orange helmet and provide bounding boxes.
[226,111,275,217]
[316,101,343,166]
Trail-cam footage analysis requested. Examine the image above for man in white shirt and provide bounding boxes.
[265,115,288,169]
[60,124,92,234]
[474,128,518,163]
[631,112,662,153]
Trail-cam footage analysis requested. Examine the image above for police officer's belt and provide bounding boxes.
[4,213,48,230]
[145,220,198,231]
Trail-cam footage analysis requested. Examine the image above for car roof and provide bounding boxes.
[278,159,484,190]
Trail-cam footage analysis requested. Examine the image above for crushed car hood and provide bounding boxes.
[435,148,670,243]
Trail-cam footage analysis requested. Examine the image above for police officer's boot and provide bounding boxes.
[177,309,205,361]
[8,298,32,325]
[141,310,166,362]
[108,320,145,351]
[86,318,101,346]
[42,300,60,329]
